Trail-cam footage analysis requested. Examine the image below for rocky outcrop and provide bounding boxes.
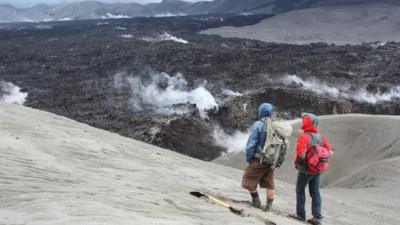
[153,115,225,160]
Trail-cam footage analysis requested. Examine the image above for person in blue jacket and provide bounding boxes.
[241,103,275,211]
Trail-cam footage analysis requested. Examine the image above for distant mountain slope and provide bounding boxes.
[202,3,400,45]
[0,1,179,23]
[0,5,18,22]
[1,0,399,23]
[189,0,400,14]
[189,0,276,14]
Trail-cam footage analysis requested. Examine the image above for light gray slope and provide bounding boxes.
[202,4,400,45]
[0,103,305,225]
[312,115,400,188]
[2,104,399,224]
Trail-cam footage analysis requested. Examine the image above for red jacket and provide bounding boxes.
[295,115,333,163]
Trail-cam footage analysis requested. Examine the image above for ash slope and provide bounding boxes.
[0,103,306,225]
[1,103,399,225]
[202,4,400,45]
[215,114,400,224]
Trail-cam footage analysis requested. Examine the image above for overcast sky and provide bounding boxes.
[1,0,209,8]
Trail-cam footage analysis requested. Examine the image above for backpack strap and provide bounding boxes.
[305,132,323,146]
[264,118,272,143]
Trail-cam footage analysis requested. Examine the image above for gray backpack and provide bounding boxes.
[259,119,293,168]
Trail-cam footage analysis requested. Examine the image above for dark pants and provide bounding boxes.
[296,172,322,220]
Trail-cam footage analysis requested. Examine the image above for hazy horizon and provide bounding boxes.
[0,0,211,8]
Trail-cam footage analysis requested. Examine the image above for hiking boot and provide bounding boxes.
[288,213,306,222]
[307,217,322,225]
[250,196,261,208]
[262,198,274,211]
[262,204,271,212]
[249,192,261,208]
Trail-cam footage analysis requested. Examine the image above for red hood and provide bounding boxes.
[301,116,318,133]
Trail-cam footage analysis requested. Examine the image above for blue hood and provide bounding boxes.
[258,103,273,120]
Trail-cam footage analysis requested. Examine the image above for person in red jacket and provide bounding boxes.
[290,113,333,225]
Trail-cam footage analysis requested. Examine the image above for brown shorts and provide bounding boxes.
[241,160,275,191]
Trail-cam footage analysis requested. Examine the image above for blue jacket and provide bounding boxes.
[246,103,273,162]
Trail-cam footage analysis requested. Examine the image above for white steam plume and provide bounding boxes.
[370,41,387,49]
[114,72,218,118]
[160,33,188,44]
[142,32,188,44]
[282,75,342,97]
[59,17,73,21]
[282,75,400,104]
[0,81,28,105]
[153,12,187,17]
[121,34,133,38]
[221,88,242,96]
[212,126,249,153]
[100,13,130,19]
[352,87,400,104]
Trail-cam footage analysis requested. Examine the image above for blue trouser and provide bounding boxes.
[296,172,322,220]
